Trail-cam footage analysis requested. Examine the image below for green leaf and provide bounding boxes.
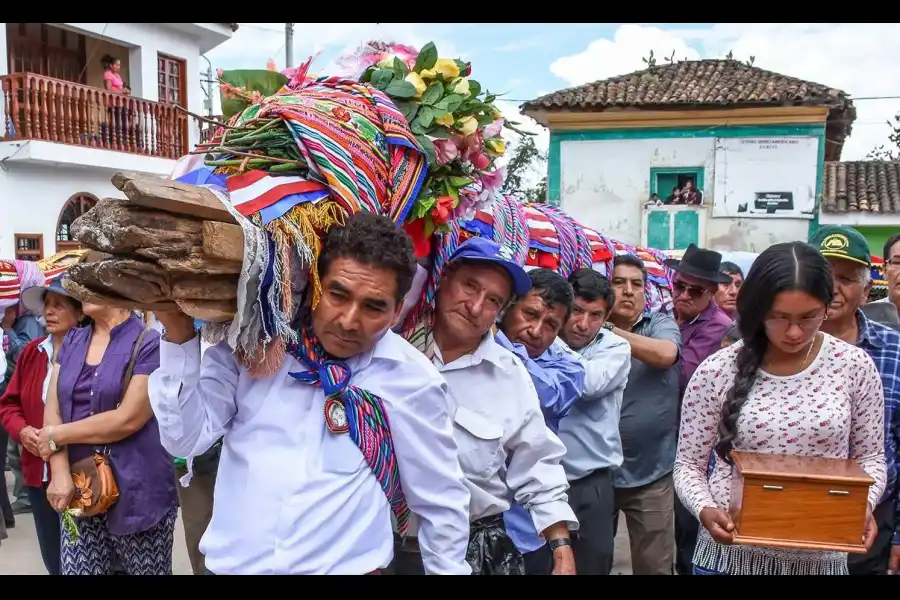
[504,121,534,136]
[467,79,482,98]
[414,42,439,72]
[448,176,473,188]
[411,119,430,135]
[435,94,465,113]
[416,134,437,166]
[218,69,289,120]
[454,59,468,74]
[423,213,435,238]
[360,67,376,83]
[396,101,420,124]
[421,82,444,106]
[415,196,436,219]
[485,93,496,104]
[392,57,409,79]
[476,113,495,127]
[418,106,435,128]
[428,127,451,139]
[384,79,418,99]
[371,68,394,91]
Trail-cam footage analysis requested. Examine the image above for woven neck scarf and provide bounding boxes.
[287,328,410,536]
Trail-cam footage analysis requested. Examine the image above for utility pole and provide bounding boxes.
[200,54,215,117]
[285,23,294,69]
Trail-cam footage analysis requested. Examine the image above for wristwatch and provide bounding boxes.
[548,537,572,551]
[47,427,58,453]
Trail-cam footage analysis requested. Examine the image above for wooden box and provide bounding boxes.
[729,451,874,554]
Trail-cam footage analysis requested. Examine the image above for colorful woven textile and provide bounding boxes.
[0,260,19,308]
[247,76,427,225]
[287,328,410,536]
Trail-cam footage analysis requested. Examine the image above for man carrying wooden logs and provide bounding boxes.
[147,212,472,575]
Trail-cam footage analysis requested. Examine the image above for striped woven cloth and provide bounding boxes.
[247,76,428,225]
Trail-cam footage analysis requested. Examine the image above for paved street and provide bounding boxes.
[2,471,633,574]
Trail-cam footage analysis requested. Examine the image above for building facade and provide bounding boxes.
[0,22,235,259]
[522,59,855,253]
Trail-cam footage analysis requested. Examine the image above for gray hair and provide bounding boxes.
[859,264,872,285]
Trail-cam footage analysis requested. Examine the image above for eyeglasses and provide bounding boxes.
[763,313,826,332]
[673,280,708,299]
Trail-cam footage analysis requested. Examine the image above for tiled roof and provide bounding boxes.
[523,59,850,111]
[522,59,856,161]
[822,161,900,214]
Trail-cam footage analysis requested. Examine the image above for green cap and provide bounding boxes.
[809,225,871,267]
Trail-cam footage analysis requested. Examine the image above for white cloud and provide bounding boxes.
[549,23,900,160]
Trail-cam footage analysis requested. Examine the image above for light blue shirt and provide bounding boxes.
[495,331,585,554]
[556,330,632,481]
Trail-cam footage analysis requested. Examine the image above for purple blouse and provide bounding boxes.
[57,314,176,536]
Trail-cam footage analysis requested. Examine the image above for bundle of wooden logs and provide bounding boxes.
[63,172,246,323]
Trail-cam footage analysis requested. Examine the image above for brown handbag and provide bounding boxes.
[66,327,150,518]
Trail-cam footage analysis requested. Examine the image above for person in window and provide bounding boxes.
[665,186,682,205]
[0,278,88,575]
[681,180,701,205]
[675,241,885,575]
[38,305,178,575]
[0,260,46,527]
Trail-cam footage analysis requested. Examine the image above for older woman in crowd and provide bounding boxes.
[0,279,88,574]
[1,260,46,527]
[674,242,886,575]
[38,305,177,575]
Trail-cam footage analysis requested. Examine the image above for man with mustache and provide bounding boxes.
[394,238,577,575]
[606,254,683,575]
[811,225,900,575]
[494,268,585,575]
[149,212,472,575]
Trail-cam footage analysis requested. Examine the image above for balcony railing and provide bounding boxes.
[1,72,189,159]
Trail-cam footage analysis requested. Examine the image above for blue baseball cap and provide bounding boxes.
[448,237,532,297]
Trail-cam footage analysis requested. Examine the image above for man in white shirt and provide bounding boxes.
[149,212,472,575]
[393,237,578,575]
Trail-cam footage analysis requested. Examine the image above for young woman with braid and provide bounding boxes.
[674,241,887,575]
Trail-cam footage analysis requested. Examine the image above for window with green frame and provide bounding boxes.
[649,167,705,204]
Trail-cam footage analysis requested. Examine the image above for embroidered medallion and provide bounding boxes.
[324,397,349,433]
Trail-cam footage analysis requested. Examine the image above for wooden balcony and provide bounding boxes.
[1,72,189,160]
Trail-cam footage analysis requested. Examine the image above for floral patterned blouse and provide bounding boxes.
[674,333,887,575]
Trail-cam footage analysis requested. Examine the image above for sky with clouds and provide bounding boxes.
[206,23,900,172]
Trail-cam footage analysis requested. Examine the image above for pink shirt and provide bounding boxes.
[104,69,124,91]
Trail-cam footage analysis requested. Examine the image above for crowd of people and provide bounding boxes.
[1,214,899,576]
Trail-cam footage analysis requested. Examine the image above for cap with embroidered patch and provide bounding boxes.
[809,225,871,267]
[448,237,532,297]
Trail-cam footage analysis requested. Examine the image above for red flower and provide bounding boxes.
[462,62,472,76]
[431,196,454,225]
[403,219,432,259]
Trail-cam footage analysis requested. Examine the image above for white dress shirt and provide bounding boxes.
[431,332,578,539]
[148,330,472,575]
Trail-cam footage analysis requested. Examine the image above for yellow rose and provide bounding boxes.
[486,138,506,156]
[377,57,395,69]
[405,72,427,98]
[451,78,470,97]
[457,116,478,136]
[435,113,455,127]
[420,58,461,81]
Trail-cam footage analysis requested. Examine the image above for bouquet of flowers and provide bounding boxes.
[352,41,532,251]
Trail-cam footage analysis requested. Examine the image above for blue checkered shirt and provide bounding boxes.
[856,311,900,545]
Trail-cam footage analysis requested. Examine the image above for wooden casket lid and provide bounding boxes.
[730,451,875,486]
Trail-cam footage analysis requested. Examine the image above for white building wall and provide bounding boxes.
[0,164,127,258]
[558,137,809,253]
